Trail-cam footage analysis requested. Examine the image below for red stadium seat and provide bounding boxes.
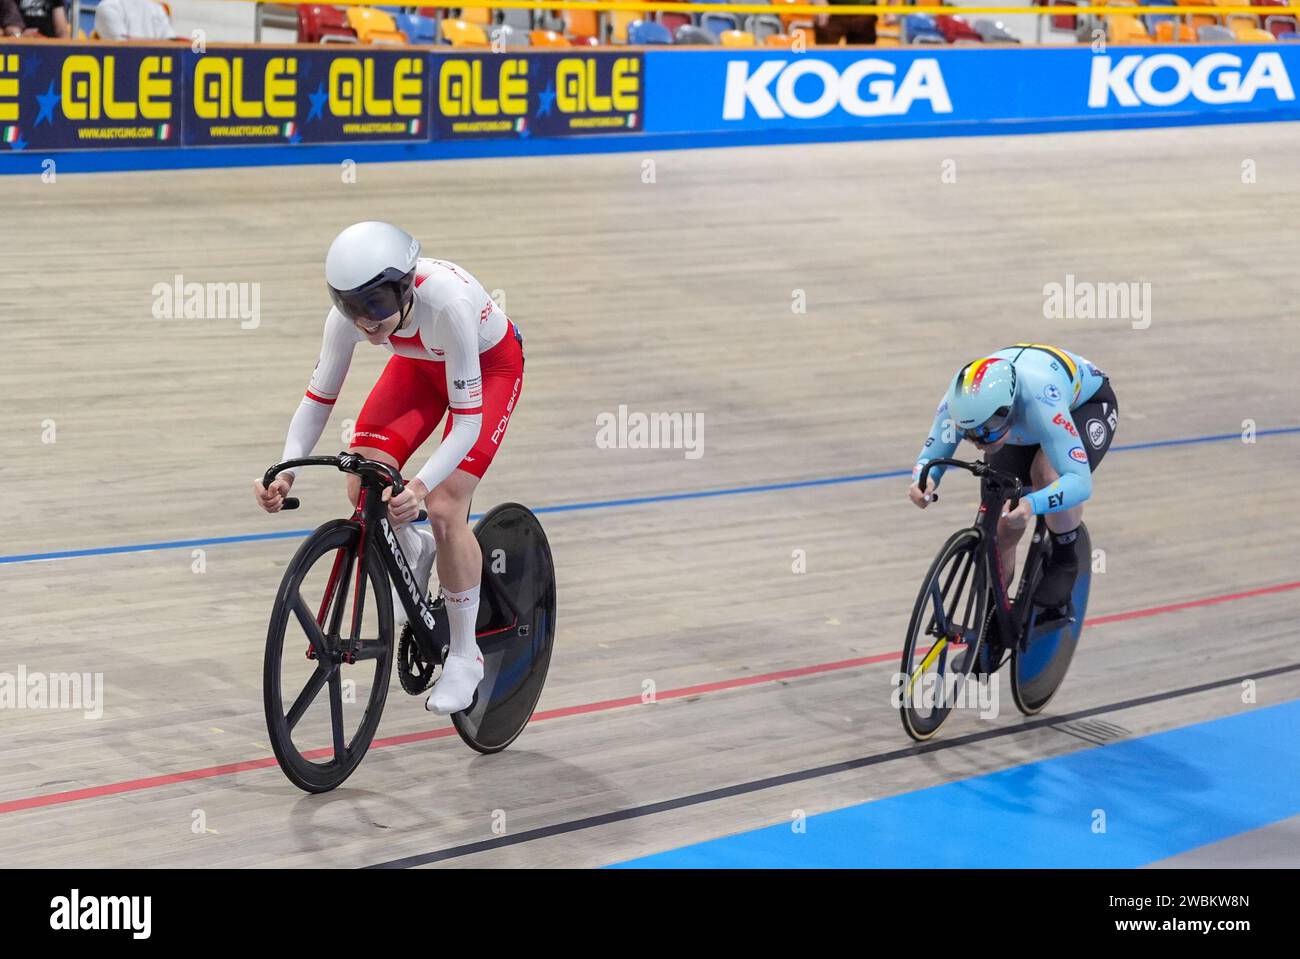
[936,14,983,42]
[297,5,358,44]
[657,1,693,33]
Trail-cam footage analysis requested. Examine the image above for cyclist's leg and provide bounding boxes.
[348,356,446,617]
[986,443,1037,588]
[425,329,524,714]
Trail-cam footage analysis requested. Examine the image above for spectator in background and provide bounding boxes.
[13,0,72,37]
[2,0,25,37]
[94,0,175,39]
[813,0,877,45]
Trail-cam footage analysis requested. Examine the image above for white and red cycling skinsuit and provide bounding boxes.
[280,258,524,489]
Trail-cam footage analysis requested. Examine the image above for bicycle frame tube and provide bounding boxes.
[358,482,442,650]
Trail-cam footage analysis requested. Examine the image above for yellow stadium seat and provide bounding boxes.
[772,0,814,33]
[564,6,599,39]
[1106,12,1151,43]
[346,7,408,45]
[529,28,571,46]
[764,28,814,47]
[1232,23,1276,40]
[442,18,490,46]
[720,28,756,46]
[610,10,638,42]
[1153,20,1196,41]
[458,6,493,26]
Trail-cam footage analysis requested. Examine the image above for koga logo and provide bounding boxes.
[723,58,952,120]
[1089,53,1295,108]
[381,519,436,630]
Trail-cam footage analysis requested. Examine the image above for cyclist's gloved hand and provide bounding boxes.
[255,474,293,513]
[908,479,937,509]
[384,478,428,526]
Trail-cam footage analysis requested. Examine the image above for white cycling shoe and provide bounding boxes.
[425,654,484,715]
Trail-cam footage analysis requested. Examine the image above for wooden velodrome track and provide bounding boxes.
[2,121,1299,868]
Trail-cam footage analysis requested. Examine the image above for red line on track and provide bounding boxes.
[3,579,1297,816]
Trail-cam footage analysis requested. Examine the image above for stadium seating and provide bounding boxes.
[396,12,438,44]
[973,19,1019,42]
[744,14,784,43]
[1106,6,1152,42]
[500,8,534,31]
[530,28,572,46]
[675,24,717,44]
[1196,23,1235,40]
[563,7,600,44]
[442,18,490,46]
[457,5,493,26]
[936,15,982,42]
[609,11,639,42]
[297,5,359,43]
[719,29,758,46]
[904,14,945,43]
[489,23,532,46]
[657,2,693,33]
[628,19,673,43]
[346,7,407,44]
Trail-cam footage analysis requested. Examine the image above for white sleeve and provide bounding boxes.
[154,4,176,39]
[413,299,483,491]
[279,310,361,476]
[94,1,126,39]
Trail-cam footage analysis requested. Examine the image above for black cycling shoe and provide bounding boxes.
[1034,550,1079,608]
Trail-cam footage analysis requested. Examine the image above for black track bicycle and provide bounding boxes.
[260,452,556,793]
[898,457,1091,741]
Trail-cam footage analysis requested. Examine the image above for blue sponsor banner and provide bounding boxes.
[432,51,643,140]
[185,47,429,146]
[643,45,1300,134]
[0,44,183,151]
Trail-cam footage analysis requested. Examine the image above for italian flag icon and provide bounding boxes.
[283,121,297,138]
[408,118,420,135]
[2,126,19,144]
[156,123,172,140]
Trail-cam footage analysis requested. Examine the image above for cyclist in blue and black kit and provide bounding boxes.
[908,343,1119,607]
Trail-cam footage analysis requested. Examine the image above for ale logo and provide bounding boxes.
[1088,52,1295,108]
[723,58,952,120]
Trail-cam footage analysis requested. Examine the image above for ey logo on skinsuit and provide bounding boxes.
[723,58,951,120]
[1088,52,1295,108]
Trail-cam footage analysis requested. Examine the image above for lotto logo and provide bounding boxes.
[1053,413,1078,437]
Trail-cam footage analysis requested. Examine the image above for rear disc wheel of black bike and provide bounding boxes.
[264,519,394,793]
[452,503,557,754]
[1012,524,1091,715]
[899,528,989,742]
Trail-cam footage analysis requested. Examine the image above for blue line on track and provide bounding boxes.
[1,426,1296,566]
[611,698,1300,868]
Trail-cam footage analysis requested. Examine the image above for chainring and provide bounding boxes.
[396,624,438,695]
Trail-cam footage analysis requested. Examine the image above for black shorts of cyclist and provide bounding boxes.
[985,380,1119,483]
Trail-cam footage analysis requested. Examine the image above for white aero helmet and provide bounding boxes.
[947,356,1018,443]
[325,221,421,325]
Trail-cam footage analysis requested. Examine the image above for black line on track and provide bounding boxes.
[365,661,1300,868]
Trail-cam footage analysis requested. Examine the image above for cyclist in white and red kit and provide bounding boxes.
[254,221,524,715]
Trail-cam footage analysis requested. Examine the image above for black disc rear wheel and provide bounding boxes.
[452,503,557,754]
